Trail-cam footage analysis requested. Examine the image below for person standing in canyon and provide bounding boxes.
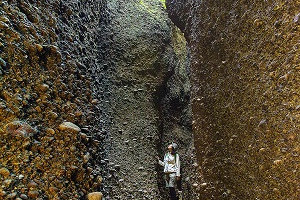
[157,143,182,200]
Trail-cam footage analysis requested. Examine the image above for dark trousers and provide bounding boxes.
[169,187,178,200]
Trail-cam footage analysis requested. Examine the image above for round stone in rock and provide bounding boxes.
[35,44,43,52]
[28,190,39,198]
[91,99,98,104]
[49,186,59,194]
[97,176,103,185]
[83,153,90,163]
[7,192,17,199]
[28,181,38,188]
[3,179,12,187]
[0,190,6,196]
[192,183,199,187]
[4,121,36,137]
[200,183,208,187]
[58,122,81,133]
[46,128,55,135]
[87,192,103,200]
[0,57,6,68]
[0,167,10,177]
[20,194,28,199]
[38,84,49,92]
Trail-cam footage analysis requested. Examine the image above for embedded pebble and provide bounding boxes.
[0,167,10,177]
[0,57,6,68]
[58,122,81,133]
[7,192,17,199]
[87,192,103,200]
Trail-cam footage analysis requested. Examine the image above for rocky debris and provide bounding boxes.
[167,0,299,199]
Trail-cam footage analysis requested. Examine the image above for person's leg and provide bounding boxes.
[169,187,177,200]
[177,176,182,191]
[168,174,178,200]
[165,174,170,187]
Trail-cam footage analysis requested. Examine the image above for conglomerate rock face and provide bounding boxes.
[1,0,200,199]
[0,0,109,199]
[166,0,299,199]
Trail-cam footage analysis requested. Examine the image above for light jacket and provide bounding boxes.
[159,152,180,177]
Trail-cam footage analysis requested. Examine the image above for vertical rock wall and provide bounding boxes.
[0,0,110,199]
[103,0,200,199]
[1,0,200,199]
[167,0,299,199]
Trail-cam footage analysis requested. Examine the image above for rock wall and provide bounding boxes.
[166,0,299,199]
[0,0,109,199]
[103,0,200,199]
[0,0,200,199]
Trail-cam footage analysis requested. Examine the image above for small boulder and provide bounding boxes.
[58,122,81,133]
[20,194,28,199]
[35,44,43,52]
[87,192,103,200]
[7,192,17,199]
[0,167,10,177]
[38,84,49,92]
[0,57,6,68]
[4,121,36,137]
[28,190,39,198]
[28,180,38,188]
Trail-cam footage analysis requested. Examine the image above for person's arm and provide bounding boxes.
[176,154,180,177]
[158,154,166,166]
[158,160,164,166]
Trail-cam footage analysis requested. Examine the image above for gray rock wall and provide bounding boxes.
[104,0,200,199]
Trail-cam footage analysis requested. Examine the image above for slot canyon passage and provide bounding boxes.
[0,0,298,200]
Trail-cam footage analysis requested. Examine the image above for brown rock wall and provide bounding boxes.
[0,0,108,199]
[167,0,299,199]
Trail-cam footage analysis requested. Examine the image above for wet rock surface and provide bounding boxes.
[167,0,299,199]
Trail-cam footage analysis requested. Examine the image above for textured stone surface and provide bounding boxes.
[87,192,103,200]
[1,0,199,199]
[167,0,299,199]
[0,0,108,199]
[104,0,200,199]
[58,122,81,133]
